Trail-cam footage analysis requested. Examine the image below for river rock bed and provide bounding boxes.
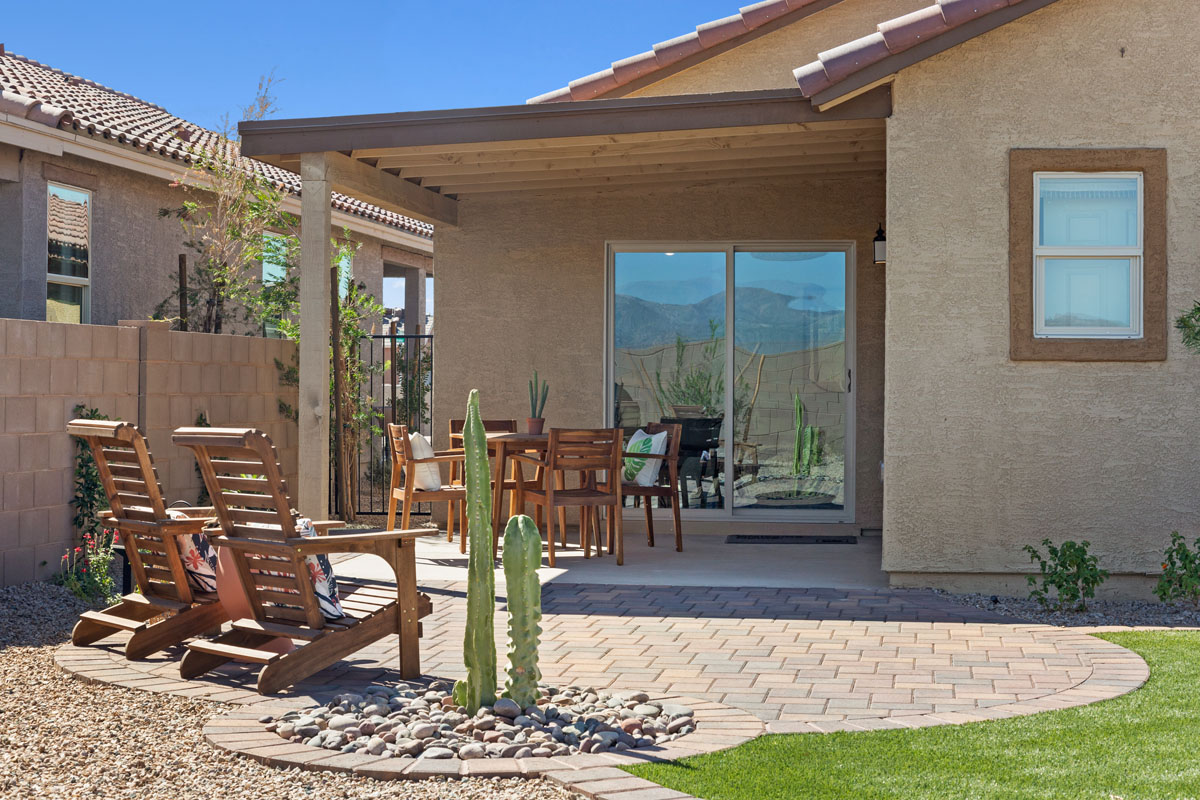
[266,681,697,760]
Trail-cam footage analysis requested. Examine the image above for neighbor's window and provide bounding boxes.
[46,183,91,324]
[1033,172,1143,338]
[261,232,289,337]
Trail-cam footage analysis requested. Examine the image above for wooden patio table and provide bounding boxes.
[485,431,549,554]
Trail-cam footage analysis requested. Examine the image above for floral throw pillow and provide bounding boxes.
[294,517,345,620]
[167,508,218,593]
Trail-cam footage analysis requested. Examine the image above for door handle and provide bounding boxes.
[846,369,852,393]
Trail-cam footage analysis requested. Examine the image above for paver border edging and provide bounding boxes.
[764,626,1150,734]
[202,693,763,792]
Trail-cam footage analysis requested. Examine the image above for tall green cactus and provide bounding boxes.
[501,514,542,708]
[451,389,497,714]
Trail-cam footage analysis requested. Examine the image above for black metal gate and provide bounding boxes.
[352,333,433,516]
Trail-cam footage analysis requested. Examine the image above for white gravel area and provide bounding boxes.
[0,581,579,800]
[935,589,1200,627]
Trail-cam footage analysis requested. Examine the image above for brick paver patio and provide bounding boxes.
[56,581,1147,735]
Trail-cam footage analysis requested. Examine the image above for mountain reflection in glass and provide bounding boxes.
[613,252,727,510]
[732,252,846,512]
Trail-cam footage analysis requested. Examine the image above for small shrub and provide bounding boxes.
[1155,532,1200,607]
[56,528,119,605]
[1024,538,1109,611]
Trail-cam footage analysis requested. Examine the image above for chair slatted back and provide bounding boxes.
[547,428,622,476]
[173,427,325,630]
[67,419,193,604]
[387,423,416,477]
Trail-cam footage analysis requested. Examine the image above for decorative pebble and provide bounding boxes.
[273,682,698,761]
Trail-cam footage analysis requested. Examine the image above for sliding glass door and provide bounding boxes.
[608,243,854,522]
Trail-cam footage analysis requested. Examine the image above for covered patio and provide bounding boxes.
[240,86,890,563]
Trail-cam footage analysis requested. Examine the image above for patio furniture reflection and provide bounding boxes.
[662,416,723,509]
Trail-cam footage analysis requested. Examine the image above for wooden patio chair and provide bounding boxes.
[66,419,229,659]
[386,423,468,552]
[172,426,434,694]
[617,422,684,552]
[447,417,518,484]
[512,428,625,566]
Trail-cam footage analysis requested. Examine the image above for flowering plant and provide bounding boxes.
[57,528,119,604]
[1155,532,1200,607]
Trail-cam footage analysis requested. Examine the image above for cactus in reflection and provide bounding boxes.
[501,514,542,708]
[452,389,498,714]
[792,394,822,478]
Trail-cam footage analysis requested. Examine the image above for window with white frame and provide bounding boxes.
[46,183,92,324]
[1033,172,1143,338]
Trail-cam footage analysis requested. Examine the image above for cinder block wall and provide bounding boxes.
[0,318,298,586]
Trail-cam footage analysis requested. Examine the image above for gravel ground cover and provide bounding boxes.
[270,685,696,760]
[935,589,1200,627]
[0,581,579,800]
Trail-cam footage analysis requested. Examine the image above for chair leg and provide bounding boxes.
[71,596,160,647]
[180,629,276,680]
[557,472,567,547]
[614,502,625,566]
[401,494,413,530]
[671,493,683,552]
[580,507,591,558]
[125,600,230,660]
[545,503,556,567]
[644,498,655,547]
[459,498,468,555]
[447,498,456,544]
[386,488,399,531]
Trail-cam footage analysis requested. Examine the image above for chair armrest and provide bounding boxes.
[620,452,670,460]
[287,528,437,555]
[509,453,548,467]
[432,449,464,457]
[310,520,346,536]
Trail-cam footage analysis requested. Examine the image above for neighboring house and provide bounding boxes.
[242,0,1196,597]
[0,45,433,330]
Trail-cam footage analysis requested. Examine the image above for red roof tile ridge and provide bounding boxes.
[793,0,1031,98]
[528,0,821,104]
[1,47,432,239]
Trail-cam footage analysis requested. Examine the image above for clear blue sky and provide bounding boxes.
[6,0,744,131]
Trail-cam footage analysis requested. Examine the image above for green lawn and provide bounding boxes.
[628,632,1200,800]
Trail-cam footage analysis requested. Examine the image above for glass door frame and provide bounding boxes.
[604,240,856,524]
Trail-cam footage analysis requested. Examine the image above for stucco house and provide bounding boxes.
[244,0,1192,596]
[0,46,434,330]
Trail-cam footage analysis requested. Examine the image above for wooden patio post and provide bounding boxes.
[299,152,332,519]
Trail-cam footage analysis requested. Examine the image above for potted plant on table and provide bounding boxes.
[528,370,549,434]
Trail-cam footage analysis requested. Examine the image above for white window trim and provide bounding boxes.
[46,181,92,324]
[1032,171,1143,339]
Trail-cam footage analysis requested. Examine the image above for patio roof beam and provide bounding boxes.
[432,161,886,195]
[397,138,885,180]
[239,87,891,158]
[370,127,886,169]
[323,151,458,228]
[422,151,886,192]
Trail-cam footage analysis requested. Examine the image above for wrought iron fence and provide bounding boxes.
[348,333,433,516]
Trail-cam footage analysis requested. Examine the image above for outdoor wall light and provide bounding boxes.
[873,225,887,265]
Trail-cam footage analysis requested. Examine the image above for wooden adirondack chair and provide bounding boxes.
[66,419,229,659]
[171,426,433,694]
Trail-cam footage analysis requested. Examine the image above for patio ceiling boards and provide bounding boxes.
[238,86,891,226]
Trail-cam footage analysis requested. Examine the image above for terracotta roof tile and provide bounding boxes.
[529,0,828,103]
[0,49,432,238]
[793,0,1038,99]
[47,192,89,248]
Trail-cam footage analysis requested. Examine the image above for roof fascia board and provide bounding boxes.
[240,88,890,156]
[590,0,847,101]
[0,116,430,250]
[809,0,1062,107]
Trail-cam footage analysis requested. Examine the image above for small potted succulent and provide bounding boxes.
[527,370,549,434]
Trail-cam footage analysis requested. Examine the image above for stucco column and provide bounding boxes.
[404,266,427,335]
[299,153,332,519]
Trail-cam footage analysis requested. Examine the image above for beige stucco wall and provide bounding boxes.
[884,0,1200,590]
[1,148,394,328]
[622,0,925,97]
[434,176,885,529]
[0,318,298,586]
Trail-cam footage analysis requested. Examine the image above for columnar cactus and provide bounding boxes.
[451,389,497,714]
[502,514,542,708]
